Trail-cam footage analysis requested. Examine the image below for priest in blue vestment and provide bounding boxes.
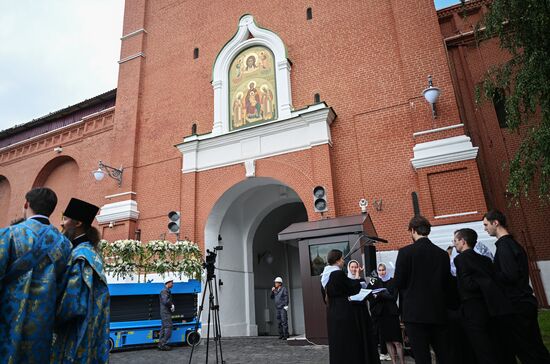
[0,187,72,364]
[51,198,110,364]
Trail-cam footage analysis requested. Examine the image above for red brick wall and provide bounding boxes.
[439,1,550,261]
[0,176,11,226]
[1,1,489,257]
[0,110,116,232]
[108,0,482,250]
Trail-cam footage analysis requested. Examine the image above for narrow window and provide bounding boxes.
[314,93,320,103]
[492,88,507,128]
[306,7,313,20]
[191,123,197,135]
[411,192,420,216]
[193,48,199,59]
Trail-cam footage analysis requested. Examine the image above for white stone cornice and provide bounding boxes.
[121,28,148,40]
[118,52,145,64]
[96,199,140,224]
[411,135,479,170]
[412,123,463,138]
[176,105,335,173]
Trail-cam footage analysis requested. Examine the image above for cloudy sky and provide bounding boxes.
[0,0,458,132]
[0,0,125,131]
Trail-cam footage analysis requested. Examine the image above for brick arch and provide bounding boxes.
[255,151,336,221]
[0,175,11,226]
[255,159,317,220]
[203,176,303,249]
[202,175,307,336]
[33,156,80,227]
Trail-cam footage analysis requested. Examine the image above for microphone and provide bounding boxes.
[363,236,388,244]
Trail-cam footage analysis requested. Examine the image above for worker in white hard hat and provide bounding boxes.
[158,277,175,350]
[271,276,289,339]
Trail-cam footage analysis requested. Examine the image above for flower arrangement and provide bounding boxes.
[99,239,203,282]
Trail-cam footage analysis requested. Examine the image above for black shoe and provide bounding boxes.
[158,345,172,351]
[278,335,284,339]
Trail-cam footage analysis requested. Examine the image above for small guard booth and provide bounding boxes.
[278,214,381,344]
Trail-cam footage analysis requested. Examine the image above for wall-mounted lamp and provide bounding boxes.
[422,75,441,119]
[257,251,274,265]
[93,160,124,187]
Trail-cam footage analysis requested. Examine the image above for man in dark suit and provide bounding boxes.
[483,210,550,364]
[453,228,514,364]
[393,215,452,364]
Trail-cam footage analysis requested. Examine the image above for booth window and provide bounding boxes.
[309,241,350,276]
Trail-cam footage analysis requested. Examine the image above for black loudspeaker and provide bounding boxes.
[363,244,377,276]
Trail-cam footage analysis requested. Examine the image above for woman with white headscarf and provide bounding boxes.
[320,250,376,364]
[368,262,404,364]
[347,260,382,364]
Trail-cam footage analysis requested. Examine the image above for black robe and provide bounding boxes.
[454,248,514,364]
[321,270,377,364]
[367,277,401,343]
[350,279,381,364]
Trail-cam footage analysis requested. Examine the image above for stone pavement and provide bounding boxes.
[110,336,417,363]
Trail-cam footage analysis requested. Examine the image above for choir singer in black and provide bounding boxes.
[453,228,514,364]
[321,250,379,364]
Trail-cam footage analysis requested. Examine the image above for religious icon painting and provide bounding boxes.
[229,45,277,131]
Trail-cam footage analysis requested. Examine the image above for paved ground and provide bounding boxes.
[110,336,417,363]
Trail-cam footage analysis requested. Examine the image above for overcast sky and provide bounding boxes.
[0,0,125,132]
[0,0,458,133]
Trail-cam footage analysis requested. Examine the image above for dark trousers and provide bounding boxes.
[405,322,450,364]
[276,308,289,337]
[447,309,478,364]
[159,313,173,347]
[460,300,500,364]
[507,302,550,364]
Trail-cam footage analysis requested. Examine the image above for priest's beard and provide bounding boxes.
[64,226,78,241]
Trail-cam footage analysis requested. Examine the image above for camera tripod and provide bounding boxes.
[188,250,225,364]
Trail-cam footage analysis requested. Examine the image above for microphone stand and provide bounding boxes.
[344,235,388,260]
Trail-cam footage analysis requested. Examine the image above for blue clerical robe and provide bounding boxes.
[0,219,72,364]
[51,241,110,364]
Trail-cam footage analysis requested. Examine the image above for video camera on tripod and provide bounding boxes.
[188,244,226,364]
[203,246,223,280]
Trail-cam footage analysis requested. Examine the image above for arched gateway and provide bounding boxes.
[203,177,307,337]
[175,14,336,336]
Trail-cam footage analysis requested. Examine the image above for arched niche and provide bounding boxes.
[33,156,80,227]
[212,14,292,135]
[0,175,11,226]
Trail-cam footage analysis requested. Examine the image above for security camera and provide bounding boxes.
[359,199,368,213]
[108,221,114,228]
[53,146,63,153]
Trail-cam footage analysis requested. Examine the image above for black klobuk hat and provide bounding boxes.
[63,198,100,226]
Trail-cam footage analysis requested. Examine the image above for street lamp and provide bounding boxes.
[93,160,123,187]
[422,75,441,119]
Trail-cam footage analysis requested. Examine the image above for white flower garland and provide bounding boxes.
[100,239,203,281]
